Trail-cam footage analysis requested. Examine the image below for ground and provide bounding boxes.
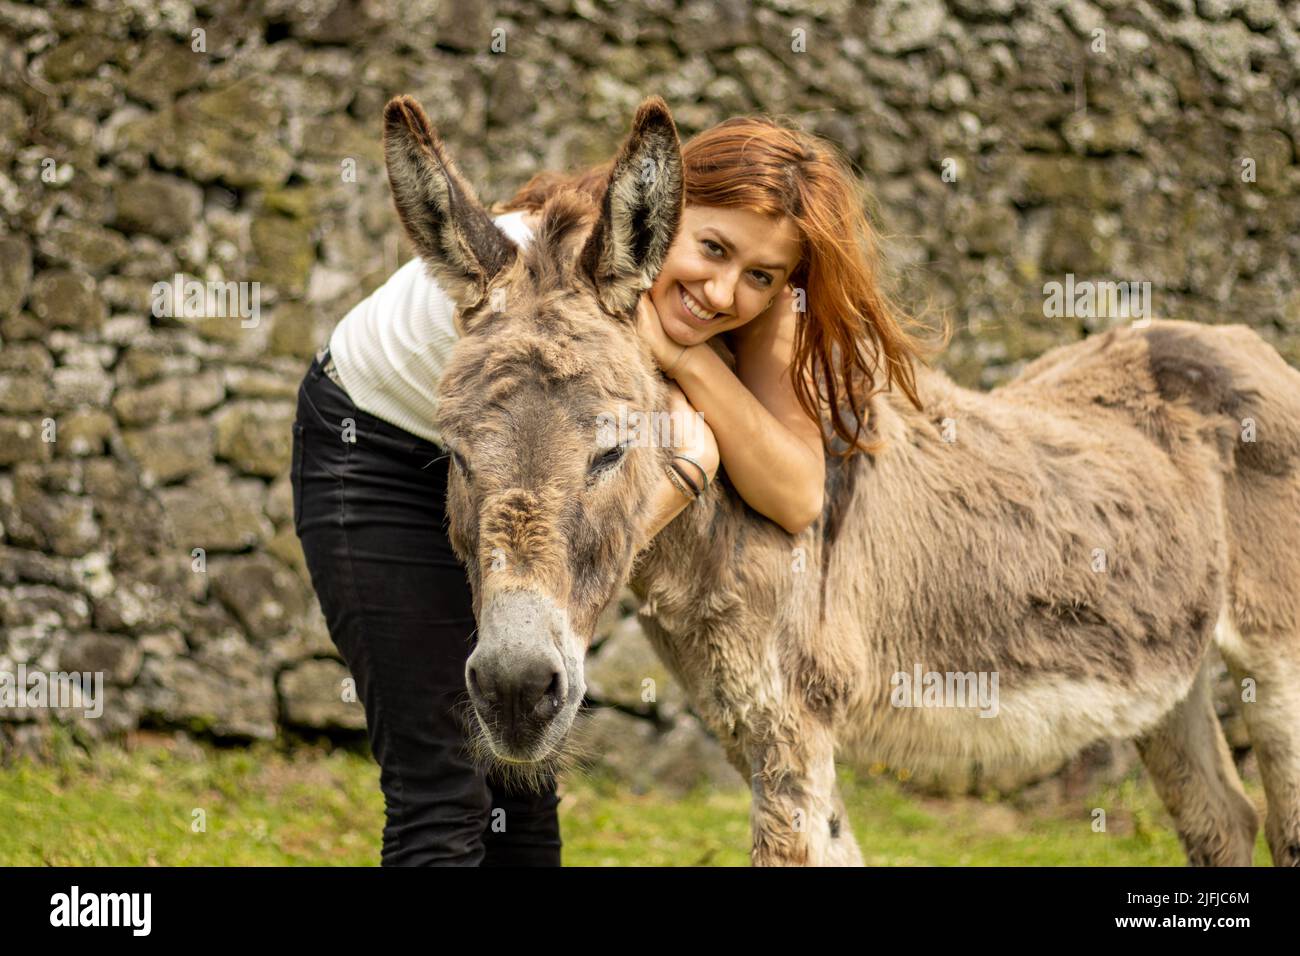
[0,727,1274,866]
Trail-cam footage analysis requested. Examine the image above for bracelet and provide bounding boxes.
[664,461,698,501]
[669,459,702,497]
[665,344,689,377]
[671,454,710,495]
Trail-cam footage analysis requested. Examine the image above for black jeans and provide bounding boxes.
[291,350,562,866]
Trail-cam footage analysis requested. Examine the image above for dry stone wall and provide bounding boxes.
[1,0,1296,794]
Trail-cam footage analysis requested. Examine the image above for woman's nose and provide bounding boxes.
[702,273,736,313]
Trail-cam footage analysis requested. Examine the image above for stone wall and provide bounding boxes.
[1,0,1296,794]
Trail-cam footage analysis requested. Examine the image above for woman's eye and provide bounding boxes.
[588,444,626,477]
[702,240,724,257]
[751,271,773,288]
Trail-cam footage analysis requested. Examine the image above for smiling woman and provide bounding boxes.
[635,206,811,535]
[498,115,935,537]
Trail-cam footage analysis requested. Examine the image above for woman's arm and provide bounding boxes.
[635,289,826,535]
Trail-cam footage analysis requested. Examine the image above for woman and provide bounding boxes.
[291,111,929,866]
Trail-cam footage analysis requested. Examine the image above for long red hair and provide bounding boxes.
[494,115,937,457]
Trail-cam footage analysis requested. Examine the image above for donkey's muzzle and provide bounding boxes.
[465,590,576,758]
[468,651,564,728]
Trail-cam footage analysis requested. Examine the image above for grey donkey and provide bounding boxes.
[380,93,1300,866]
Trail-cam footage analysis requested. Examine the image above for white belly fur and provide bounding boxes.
[843,670,1197,774]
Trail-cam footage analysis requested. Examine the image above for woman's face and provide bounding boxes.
[648,205,802,346]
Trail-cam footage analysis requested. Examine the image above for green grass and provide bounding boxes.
[0,727,1273,865]
[1,729,380,865]
[840,769,1272,866]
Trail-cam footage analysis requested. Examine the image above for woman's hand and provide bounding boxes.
[729,282,796,347]
[638,382,719,542]
[635,290,694,377]
[665,381,718,489]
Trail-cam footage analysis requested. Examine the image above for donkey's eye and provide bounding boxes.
[450,449,471,477]
[588,444,627,478]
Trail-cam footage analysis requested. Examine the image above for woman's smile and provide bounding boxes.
[678,283,720,324]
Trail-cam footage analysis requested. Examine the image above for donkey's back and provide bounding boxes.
[1004,319,1300,637]
[832,318,1300,864]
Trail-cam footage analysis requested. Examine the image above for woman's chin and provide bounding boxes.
[662,311,711,347]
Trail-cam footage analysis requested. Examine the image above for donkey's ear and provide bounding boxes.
[383,95,516,310]
[579,96,684,318]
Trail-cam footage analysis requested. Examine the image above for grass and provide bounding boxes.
[0,726,1274,866]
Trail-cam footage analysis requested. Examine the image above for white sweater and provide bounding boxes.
[327,210,535,447]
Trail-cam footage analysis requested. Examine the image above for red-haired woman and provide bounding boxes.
[292,111,930,866]
[498,116,927,537]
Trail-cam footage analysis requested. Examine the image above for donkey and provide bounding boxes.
[381,93,1300,866]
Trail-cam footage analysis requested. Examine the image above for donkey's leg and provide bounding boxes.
[822,777,865,866]
[1218,629,1300,867]
[1134,663,1258,866]
[748,721,863,866]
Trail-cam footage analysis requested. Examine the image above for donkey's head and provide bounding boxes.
[382,95,683,768]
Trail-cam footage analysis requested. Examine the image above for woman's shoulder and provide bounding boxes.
[346,209,531,325]
[346,256,427,310]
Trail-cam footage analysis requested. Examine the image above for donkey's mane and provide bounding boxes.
[517,188,599,295]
